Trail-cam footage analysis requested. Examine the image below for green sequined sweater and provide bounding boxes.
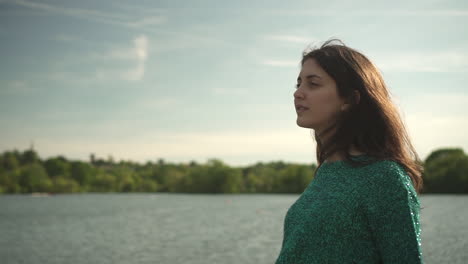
[275,156,423,263]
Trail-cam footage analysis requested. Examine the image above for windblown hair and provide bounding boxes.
[303,39,424,193]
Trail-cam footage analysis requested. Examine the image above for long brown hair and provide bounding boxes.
[303,39,424,193]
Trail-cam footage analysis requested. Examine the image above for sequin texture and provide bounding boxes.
[275,156,424,263]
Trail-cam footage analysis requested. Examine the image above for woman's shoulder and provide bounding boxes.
[321,155,405,175]
[319,156,408,185]
[319,155,411,184]
[362,158,406,175]
[329,157,411,187]
[340,158,409,188]
[358,159,419,204]
[363,159,409,182]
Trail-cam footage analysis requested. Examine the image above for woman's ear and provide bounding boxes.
[341,90,360,111]
[353,90,361,105]
[341,103,351,111]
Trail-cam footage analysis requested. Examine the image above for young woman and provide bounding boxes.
[275,39,424,263]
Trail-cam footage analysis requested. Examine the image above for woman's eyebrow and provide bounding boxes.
[297,74,322,81]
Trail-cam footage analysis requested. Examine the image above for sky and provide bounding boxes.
[0,0,467,166]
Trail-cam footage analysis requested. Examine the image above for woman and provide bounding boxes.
[275,39,424,263]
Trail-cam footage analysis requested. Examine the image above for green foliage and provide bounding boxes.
[275,164,315,193]
[112,166,136,192]
[51,177,80,193]
[244,164,278,192]
[1,151,21,170]
[90,172,116,192]
[44,156,70,178]
[0,168,20,192]
[20,149,40,165]
[0,147,467,194]
[134,178,159,192]
[423,148,468,193]
[425,148,465,165]
[18,163,52,193]
[70,161,94,186]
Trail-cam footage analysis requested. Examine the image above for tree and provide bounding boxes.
[134,178,159,192]
[246,164,278,192]
[90,172,116,192]
[51,177,80,193]
[424,148,468,193]
[1,151,20,170]
[160,167,185,192]
[18,163,52,193]
[20,149,39,165]
[70,161,94,186]
[220,167,243,193]
[112,166,136,192]
[44,156,70,178]
[275,164,315,193]
[425,148,464,165]
[0,169,22,193]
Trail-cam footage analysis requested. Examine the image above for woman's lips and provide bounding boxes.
[296,106,309,113]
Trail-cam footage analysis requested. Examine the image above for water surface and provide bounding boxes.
[0,193,466,264]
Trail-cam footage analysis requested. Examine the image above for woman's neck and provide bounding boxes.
[324,147,366,163]
[315,127,365,163]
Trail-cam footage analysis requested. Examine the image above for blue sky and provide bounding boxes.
[1,0,467,166]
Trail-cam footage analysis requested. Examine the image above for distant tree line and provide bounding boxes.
[0,148,467,194]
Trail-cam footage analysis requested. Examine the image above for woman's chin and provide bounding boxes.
[296,119,314,129]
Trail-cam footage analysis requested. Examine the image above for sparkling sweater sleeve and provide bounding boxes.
[364,161,424,263]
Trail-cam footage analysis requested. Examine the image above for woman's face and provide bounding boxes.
[294,58,346,133]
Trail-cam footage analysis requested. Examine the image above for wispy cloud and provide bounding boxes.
[126,96,180,111]
[0,80,30,95]
[263,34,314,44]
[261,49,468,71]
[404,92,468,116]
[406,113,468,159]
[126,16,167,28]
[264,9,468,17]
[371,51,468,73]
[420,93,468,105]
[123,35,148,81]
[254,34,314,68]
[394,91,468,159]
[51,30,225,82]
[211,87,249,96]
[54,34,81,43]
[7,0,166,28]
[10,0,126,21]
[378,10,468,17]
[96,35,149,81]
[262,60,298,67]
[7,128,315,164]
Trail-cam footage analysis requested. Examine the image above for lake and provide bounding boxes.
[0,193,466,264]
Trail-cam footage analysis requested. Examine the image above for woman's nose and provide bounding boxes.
[294,87,304,99]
